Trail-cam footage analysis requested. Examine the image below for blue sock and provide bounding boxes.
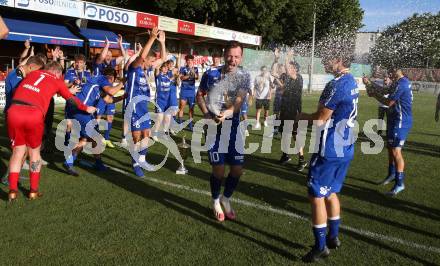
[95,157,103,165]
[64,131,71,145]
[313,225,327,251]
[328,217,341,240]
[396,172,405,186]
[388,164,396,177]
[105,122,112,140]
[210,175,222,200]
[223,174,240,198]
[139,148,148,156]
[65,154,77,167]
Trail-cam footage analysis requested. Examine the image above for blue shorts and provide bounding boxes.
[208,123,244,166]
[387,126,410,148]
[96,99,116,116]
[307,154,351,198]
[180,96,195,108]
[72,112,97,139]
[156,101,178,114]
[241,101,248,114]
[131,112,151,132]
[65,103,75,119]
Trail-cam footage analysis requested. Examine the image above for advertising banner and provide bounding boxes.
[0,0,14,7]
[15,0,83,17]
[177,20,195,35]
[137,12,159,29]
[158,16,178,32]
[83,2,136,26]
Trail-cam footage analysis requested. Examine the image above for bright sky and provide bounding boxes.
[360,0,440,31]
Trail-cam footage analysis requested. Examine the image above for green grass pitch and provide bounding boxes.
[0,93,439,265]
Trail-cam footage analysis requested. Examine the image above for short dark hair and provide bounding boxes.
[185,54,194,60]
[26,56,45,67]
[74,54,86,62]
[103,66,116,77]
[224,41,244,55]
[212,52,222,58]
[288,61,300,72]
[44,61,63,73]
[35,53,48,64]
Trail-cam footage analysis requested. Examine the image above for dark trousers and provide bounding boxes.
[378,106,388,135]
[42,98,55,152]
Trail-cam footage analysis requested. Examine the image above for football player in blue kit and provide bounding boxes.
[178,54,199,131]
[93,35,127,148]
[152,62,178,140]
[363,68,413,196]
[64,54,92,146]
[63,67,124,176]
[297,51,359,262]
[125,27,167,177]
[197,41,250,222]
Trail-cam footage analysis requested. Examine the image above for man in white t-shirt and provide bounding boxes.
[254,66,273,129]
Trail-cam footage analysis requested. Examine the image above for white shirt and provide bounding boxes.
[254,75,271,99]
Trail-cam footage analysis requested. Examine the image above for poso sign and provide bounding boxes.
[84,2,136,26]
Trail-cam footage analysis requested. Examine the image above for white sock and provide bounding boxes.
[221,196,232,213]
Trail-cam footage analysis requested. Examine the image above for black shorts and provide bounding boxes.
[256,99,270,110]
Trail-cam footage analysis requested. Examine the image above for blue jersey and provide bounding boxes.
[155,73,171,102]
[75,76,112,107]
[126,66,150,114]
[388,77,413,129]
[180,66,198,97]
[318,73,359,160]
[167,70,176,87]
[64,68,92,85]
[4,69,23,113]
[199,66,221,93]
[93,59,117,76]
[199,66,251,125]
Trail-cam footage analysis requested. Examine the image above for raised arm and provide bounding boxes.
[132,27,159,69]
[96,38,110,65]
[0,16,9,40]
[152,30,167,70]
[115,34,126,65]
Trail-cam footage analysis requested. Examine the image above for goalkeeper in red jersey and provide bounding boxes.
[6,61,96,201]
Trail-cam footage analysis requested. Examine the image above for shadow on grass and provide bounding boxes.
[341,228,437,265]
[92,162,300,261]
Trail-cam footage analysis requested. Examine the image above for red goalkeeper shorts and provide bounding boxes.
[7,104,44,149]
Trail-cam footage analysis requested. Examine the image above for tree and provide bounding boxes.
[370,13,440,69]
[88,0,364,46]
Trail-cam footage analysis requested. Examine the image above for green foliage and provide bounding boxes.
[371,13,440,69]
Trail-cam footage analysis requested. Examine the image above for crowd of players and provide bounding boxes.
[0,16,432,263]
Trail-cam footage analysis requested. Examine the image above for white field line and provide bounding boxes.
[107,165,440,255]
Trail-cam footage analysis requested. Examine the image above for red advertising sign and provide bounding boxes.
[137,13,159,29]
[177,20,195,35]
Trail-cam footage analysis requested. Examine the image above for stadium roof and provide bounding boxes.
[1,0,262,46]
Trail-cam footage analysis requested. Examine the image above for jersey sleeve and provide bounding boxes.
[97,76,112,88]
[388,82,406,101]
[57,79,88,111]
[64,70,75,83]
[319,81,341,110]
[155,76,161,91]
[198,71,209,93]
[179,67,186,75]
